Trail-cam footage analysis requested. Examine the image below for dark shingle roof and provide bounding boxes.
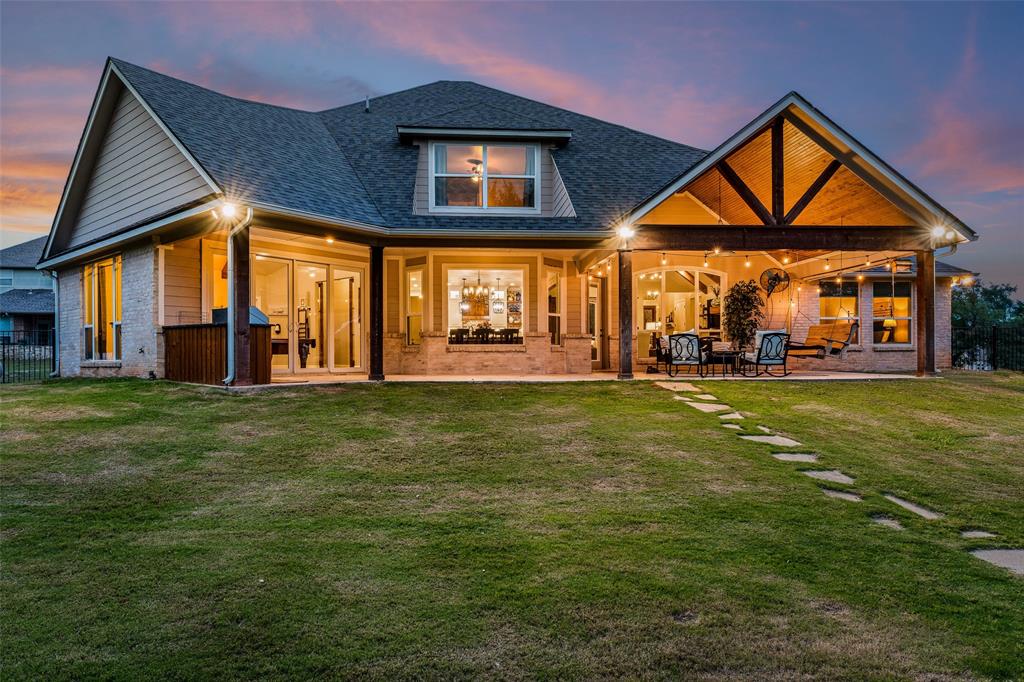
[0,236,48,269]
[0,289,54,315]
[110,60,707,232]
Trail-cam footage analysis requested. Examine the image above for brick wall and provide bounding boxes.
[57,242,160,378]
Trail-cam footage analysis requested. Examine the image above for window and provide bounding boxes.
[872,281,913,344]
[406,268,423,345]
[431,143,538,211]
[635,268,723,359]
[547,269,561,345]
[818,281,859,343]
[83,255,122,361]
[0,277,13,287]
[446,268,524,344]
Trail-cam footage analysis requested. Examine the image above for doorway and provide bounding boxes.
[588,278,608,369]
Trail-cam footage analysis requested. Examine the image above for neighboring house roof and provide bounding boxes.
[0,289,55,315]
[109,60,706,233]
[0,236,48,269]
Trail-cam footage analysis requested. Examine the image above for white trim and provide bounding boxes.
[38,200,220,269]
[428,142,541,215]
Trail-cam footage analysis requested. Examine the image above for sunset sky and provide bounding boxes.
[1,1,1021,288]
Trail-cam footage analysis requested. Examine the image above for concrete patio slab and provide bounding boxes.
[772,453,818,462]
[872,515,904,530]
[971,549,1024,575]
[739,434,801,447]
[802,470,855,485]
[823,489,862,502]
[686,402,733,413]
[884,495,943,520]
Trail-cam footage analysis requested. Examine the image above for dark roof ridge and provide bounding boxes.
[318,80,456,114]
[110,57,322,117]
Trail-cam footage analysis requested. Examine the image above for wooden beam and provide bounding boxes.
[784,159,841,225]
[368,244,385,381]
[771,117,784,224]
[717,160,776,226]
[231,224,251,386]
[916,249,936,376]
[617,249,633,380]
[629,225,932,252]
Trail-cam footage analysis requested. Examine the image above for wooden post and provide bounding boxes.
[231,224,252,386]
[368,244,385,381]
[771,117,785,224]
[916,249,936,376]
[617,249,633,380]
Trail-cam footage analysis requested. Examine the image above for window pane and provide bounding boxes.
[83,264,94,326]
[95,261,113,360]
[487,178,534,207]
[435,177,482,207]
[406,269,422,345]
[820,281,858,298]
[547,270,560,314]
[874,319,912,344]
[435,144,482,175]
[487,146,531,175]
[113,256,122,322]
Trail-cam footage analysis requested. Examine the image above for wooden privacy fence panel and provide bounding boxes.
[164,324,271,385]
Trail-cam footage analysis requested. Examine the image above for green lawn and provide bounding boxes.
[2,373,1022,679]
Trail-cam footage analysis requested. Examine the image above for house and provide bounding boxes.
[37,58,978,384]
[1,236,55,344]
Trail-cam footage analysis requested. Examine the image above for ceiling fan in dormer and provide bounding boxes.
[467,158,483,182]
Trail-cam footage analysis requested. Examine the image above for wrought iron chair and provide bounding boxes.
[741,332,791,377]
[666,333,707,377]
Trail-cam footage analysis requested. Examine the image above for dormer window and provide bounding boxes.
[430,142,539,213]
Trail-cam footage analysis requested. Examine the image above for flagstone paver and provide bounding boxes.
[655,382,699,392]
[686,402,732,413]
[962,530,997,539]
[802,470,855,485]
[872,515,904,530]
[970,549,1024,575]
[756,425,773,434]
[884,495,943,520]
[722,423,742,430]
[822,489,862,502]
[672,395,694,401]
[719,412,744,420]
[739,434,801,447]
[694,394,717,401]
[772,453,818,462]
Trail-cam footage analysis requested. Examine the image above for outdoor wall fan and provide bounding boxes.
[759,268,791,299]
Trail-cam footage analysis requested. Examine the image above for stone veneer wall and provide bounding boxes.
[57,242,161,378]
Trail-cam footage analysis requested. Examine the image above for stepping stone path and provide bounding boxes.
[822,488,862,502]
[872,515,904,530]
[772,453,818,462]
[756,425,773,434]
[884,495,943,520]
[719,412,744,420]
[722,423,742,430]
[673,395,694,401]
[962,529,997,539]
[694,394,717,401]
[740,434,801,447]
[802,469,855,485]
[686,402,732,413]
[655,381,699,392]
[971,549,1024,576]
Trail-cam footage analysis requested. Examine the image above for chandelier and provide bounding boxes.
[461,272,490,299]
[491,277,505,314]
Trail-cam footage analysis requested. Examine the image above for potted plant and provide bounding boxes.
[723,280,765,350]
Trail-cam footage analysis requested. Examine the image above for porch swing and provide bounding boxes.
[786,255,861,361]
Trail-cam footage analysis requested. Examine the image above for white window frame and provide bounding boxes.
[871,280,914,346]
[546,267,562,345]
[83,254,122,361]
[818,280,860,344]
[428,142,541,214]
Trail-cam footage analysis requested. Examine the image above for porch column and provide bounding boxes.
[915,249,936,376]
[231,223,252,386]
[368,244,385,381]
[617,248,633,380]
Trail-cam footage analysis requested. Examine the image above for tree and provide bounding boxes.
[723,280,765,349]
[952,279,1024,328]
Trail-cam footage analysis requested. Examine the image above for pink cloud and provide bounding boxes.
[899,18,1024,195]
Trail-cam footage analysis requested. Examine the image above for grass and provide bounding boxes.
[2,372,1022,679]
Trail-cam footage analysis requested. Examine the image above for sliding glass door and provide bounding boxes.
[332,267,362,369]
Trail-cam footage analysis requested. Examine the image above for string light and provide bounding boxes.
[782,251,790,264]
[745,255,751,268]
[661,252,667,266]
[713,246,721,255]
[824,258,831,270]
[703,252,709,268]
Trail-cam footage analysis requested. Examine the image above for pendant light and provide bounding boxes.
[883,259,898,330]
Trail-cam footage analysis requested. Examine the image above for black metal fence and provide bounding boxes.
[952,325,1024,371]
[0,330,55,384]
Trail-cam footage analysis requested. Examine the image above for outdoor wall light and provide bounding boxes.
[617,224,635,239]
[931,225,946,238]
[221,203,238,218]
